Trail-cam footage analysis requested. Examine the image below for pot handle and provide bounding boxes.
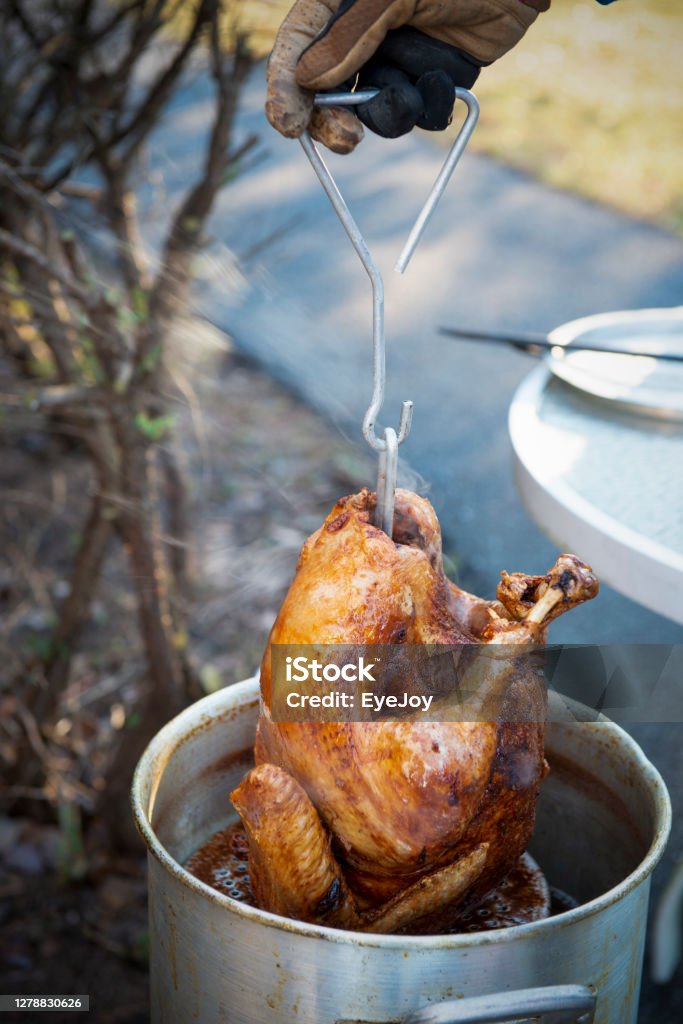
[336,983,596,1024]
[401,985,596,1024]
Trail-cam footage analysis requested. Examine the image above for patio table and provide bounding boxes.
[509,361,683,626]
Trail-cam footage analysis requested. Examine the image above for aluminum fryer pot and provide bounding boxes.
[132,678,671,1024]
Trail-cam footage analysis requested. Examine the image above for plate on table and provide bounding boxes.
[547,308,683,421]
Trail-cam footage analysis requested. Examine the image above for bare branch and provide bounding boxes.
[0,382,104,417]
[114,460,185,709]
[114,0,212,165]
[158,444,192,594]
[1,265,79,383]
[43,493,115,700]
[86,0,145,47]
[0,276,89,333]
[225,132,260,170]
[58,180,103,203]
[33,384,97,410]
[150,27,253,337]
[0,157,59,215]
[100,166,149,294]
[0,226,90,304]
[41,146,95,194]
[7,1,46,50]
[104,0,166,102]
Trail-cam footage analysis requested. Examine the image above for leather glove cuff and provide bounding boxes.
[297,0,550,91]
[410,0,550,66]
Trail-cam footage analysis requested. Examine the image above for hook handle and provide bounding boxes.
[313,87,480,274]
[395,87,479,273]
[299,88,479,534]
[298,130,395,455]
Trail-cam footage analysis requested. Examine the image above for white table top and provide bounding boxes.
[509,364,683,626]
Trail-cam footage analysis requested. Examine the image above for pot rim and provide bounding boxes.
[132,676,672,950]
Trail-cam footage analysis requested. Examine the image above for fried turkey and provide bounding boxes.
[231,489,598,932]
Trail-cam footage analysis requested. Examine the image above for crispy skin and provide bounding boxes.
[260,489,469,714]
[232,762,489,933]
[231,763,357,926]
[233,489,598,930]
[257,714,498,889]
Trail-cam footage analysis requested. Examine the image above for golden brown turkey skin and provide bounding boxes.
[232,488,598,930]
[231,762,489,933]
[259,488,470,714]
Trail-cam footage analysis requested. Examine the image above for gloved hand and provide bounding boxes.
[266,0,550,154]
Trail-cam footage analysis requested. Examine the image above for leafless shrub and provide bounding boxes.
[0,0,255,847]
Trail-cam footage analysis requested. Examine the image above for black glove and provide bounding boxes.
[350,26,482,138]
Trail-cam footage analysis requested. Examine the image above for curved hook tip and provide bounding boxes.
[397,400,414,445]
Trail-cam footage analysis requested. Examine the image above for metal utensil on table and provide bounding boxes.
[442,308,683,422]
[300,88,480,536]
[438,324,683,363]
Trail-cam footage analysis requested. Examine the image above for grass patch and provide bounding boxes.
[446,0,683,234]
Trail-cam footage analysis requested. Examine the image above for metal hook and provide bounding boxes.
[375,426,399,538]
[299,88,479,535]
